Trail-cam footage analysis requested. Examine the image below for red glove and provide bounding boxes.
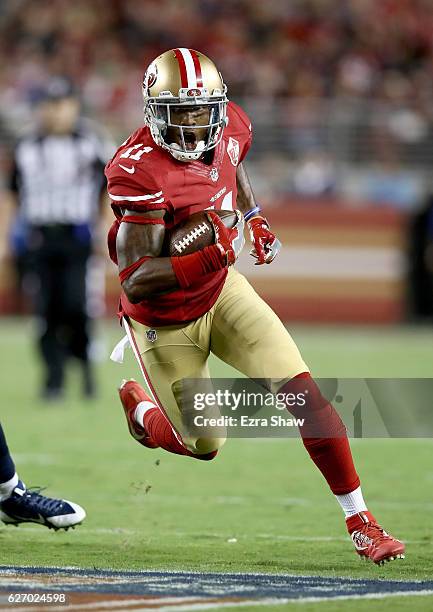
[171,245,226,288]
[171,211,245,289]
[207,210,245,266]
[247,216,281,265]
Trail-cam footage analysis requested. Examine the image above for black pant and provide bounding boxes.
[27,225,93,394]
[407,198,433,320]
[0,423,15,484]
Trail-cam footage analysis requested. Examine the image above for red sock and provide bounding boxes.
[143,408,217,461]
[279,373,360,495]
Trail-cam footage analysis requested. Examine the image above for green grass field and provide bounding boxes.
[1,318,432,611]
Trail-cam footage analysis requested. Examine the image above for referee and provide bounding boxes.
[9,78,111,400]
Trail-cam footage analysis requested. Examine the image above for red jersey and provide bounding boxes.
[105,101,252,326]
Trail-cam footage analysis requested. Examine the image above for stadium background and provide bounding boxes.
[0,1,432,610]
[1,0,433,322]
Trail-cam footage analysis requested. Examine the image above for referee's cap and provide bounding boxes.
[34,77,78,103]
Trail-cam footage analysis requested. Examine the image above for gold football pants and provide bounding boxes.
[129,267,309,454]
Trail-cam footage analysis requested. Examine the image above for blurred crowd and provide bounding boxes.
[0,0,432,320]
[1,0,433,208]
[1,0,433,134]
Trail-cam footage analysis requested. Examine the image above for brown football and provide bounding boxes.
[164,210,237,256]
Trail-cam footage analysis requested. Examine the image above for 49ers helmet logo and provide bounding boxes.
[187,88,201,97]
[144,62,158,90]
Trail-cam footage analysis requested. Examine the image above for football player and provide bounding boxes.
[0,422,85,529]
[106,48,404,565]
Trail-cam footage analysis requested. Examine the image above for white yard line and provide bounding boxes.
[1,526,428,545]
[4,591,433,612]
[3,597,216,612]
[150,601,292,611]
[278,590,433,605]
[147,591,433,610]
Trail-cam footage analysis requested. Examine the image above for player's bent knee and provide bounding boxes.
[196,435,226,454]
[270,366,311,395]
[194,449,219,461]
[183,435,226,456]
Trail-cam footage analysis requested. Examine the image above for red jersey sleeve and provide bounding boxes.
[227,101,253,163]
[105,163,166,264]
[105,138,166,219]
[106,164,166,219]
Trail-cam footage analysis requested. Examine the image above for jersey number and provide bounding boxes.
[221,191,233,211]
[120,144,153,161]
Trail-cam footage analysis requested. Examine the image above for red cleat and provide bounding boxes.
[347,511,405,565]
[118,379,159,449]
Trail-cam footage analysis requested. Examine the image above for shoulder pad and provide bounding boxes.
[227,101,252,134]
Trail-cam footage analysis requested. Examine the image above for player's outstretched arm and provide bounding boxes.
[116,209,179,302]
[236,162,256,215]
[236,163,281,265]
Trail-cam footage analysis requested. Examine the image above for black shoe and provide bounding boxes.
[41,387,64,402]
[0,481,86,530]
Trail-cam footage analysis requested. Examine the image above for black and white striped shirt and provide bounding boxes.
[11,121,112,226]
